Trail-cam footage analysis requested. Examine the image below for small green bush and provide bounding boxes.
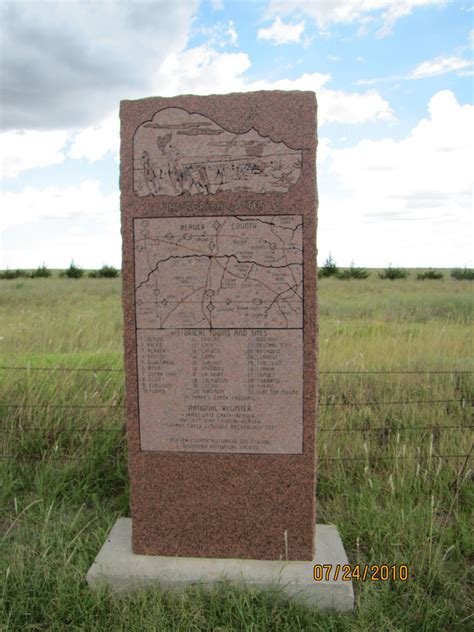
[451,267,474,281]
[60,261,83,279]
[30,264,52,278]
[0,269,28,280]
[379,265,408,280]
[88,265,120,279]
[417,268,443,280]
[337,263,370,280]
[319,254,339,278]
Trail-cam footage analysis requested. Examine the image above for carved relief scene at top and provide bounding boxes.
[133,108,302,197]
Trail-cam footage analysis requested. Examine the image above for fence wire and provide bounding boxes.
[0,423,471,434]
[0,453,471,463]
[1,365,471,464]
[1,399,472,409]
[0,365,472,374]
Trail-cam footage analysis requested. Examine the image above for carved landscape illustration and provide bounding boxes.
[133,108,302,196]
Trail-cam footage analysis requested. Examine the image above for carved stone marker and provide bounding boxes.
[120,92,317,561]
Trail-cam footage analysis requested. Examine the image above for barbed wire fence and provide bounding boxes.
[1,365,472,464]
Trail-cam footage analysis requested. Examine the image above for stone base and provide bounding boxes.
[86,518,354,612]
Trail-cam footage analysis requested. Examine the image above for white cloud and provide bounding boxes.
[329,90,472,205]
[358,48,473,85]
[317,137,332,164]
[228,20,239,45]
[2,44,251,175]
[356,76,392,86]
[257,17,305,45]
[1,1,199,131]
[409,55,473,79]
[0,130,68,178]
[68,112,120,163]
[0,0,401,178]
[246,73,394,125]
[0,181,120,268]
[156,52,393,127]
[200,20,239,47]
[155,45,252,96]
[246,71,329,92]
[0,180,118,229]
[0,114,120,177]
[318,91,473,266]
[319,89,395,124]
[1,42,394,178]
[264,0,446,36]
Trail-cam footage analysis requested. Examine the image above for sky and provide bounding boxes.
[0,0,473,270]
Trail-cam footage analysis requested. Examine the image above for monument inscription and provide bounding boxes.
[134,214,303,454]
[121,91,317,560]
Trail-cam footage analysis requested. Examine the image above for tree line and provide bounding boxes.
[1,257,473,281]
[0,262,119,280]
[318,255,473,280]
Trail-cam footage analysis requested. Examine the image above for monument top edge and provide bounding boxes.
[120,90,317,106]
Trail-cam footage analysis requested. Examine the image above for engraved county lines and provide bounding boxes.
[134,216,303,329]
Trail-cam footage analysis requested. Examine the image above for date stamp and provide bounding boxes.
[313,564,409,582]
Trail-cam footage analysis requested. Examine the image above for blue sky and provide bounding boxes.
[1,0,473,269]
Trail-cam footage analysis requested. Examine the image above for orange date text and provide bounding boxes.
[313,564,409,582]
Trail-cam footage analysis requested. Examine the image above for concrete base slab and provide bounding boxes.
[86,518,354,611]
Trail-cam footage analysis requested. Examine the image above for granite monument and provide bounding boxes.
[120,91,317,561]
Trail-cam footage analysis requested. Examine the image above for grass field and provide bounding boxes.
[1,274,472,631]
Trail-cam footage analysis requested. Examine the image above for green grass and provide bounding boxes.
[1,274,473,630]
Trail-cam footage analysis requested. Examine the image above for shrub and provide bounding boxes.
[417,268,443,280]
[61,261,83,279]
[0,269,27,280]
[379,265,408,280]
[319,254,339,278]
[337,263,370,280]
[88,265,120,279]
[30,264,52,278]
[451,267,474,281]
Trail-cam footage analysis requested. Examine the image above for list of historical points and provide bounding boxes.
[134,215,303,454]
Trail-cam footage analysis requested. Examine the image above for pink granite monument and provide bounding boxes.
[120,91,318,560]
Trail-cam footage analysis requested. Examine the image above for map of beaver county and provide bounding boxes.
[134,215,303,330]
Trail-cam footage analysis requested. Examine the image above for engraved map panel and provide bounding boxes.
[134,215,303,329]
[133,108,302,197]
